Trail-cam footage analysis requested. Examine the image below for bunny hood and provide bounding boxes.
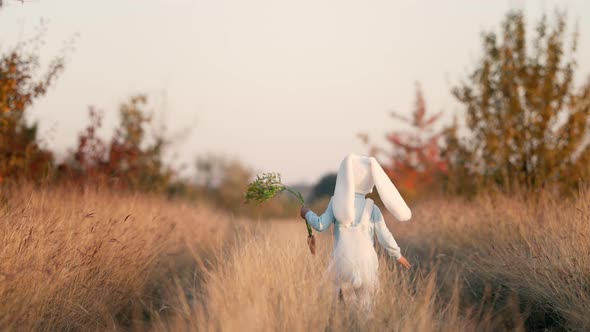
[332,153,412,225]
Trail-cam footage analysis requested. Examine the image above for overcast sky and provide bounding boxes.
[1,0,589,184]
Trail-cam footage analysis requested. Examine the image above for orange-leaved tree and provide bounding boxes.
[0,42,64,183]
[360,84,447,201]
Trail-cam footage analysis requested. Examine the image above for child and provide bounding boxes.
[300,153,411,309]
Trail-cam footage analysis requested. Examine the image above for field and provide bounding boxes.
[1,185,589,331]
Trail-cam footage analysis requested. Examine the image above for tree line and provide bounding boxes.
[2,10,590,214]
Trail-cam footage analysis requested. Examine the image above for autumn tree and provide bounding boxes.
[361,84,447,201]
[0,41,64,183]
[444,11,590,193]
[65,95,173,191]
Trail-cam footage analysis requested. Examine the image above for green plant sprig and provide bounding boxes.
[245,172,312,237]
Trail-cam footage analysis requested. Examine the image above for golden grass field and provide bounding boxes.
[1,185,589,331]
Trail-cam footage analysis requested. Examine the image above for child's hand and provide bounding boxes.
[397,256,411,269]
[300,207,310,219]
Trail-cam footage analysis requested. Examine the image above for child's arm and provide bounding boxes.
[372,205,411,269]
[300,198,335,232]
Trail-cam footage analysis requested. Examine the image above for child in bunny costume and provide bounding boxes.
[300,153,412,309]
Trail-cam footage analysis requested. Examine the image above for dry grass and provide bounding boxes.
[2,185,590,331]
[163,222,499,332]
[0,184,232,331]
[399,191,590,331]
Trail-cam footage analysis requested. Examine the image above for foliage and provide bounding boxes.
[0,40,64,183]
[245,172,289,204]
[245,172,312,240]
[361,83,447,201]
[62,95,173,192]
[444,11,590,193]
[194,156,296,218]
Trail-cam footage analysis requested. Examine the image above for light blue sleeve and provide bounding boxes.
[372,205,402,260]
[304,198,335,232]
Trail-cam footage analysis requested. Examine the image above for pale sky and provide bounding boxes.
[1,0,589,184]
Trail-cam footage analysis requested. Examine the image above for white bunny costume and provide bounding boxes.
[304,153,411,308]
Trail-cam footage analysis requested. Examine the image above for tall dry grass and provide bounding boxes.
[163,222,501,332]
[0,184,232,331]
[400,191,590,331]
[2,185,590,331]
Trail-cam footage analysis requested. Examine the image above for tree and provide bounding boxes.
[0,41,64,183]
[64,95,173,191]
[444,11,590,193]
[109,95,172,190]
[361,83,447,201]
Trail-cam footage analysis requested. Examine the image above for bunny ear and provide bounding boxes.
[369,157,412,222]
[333,154,355,225]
